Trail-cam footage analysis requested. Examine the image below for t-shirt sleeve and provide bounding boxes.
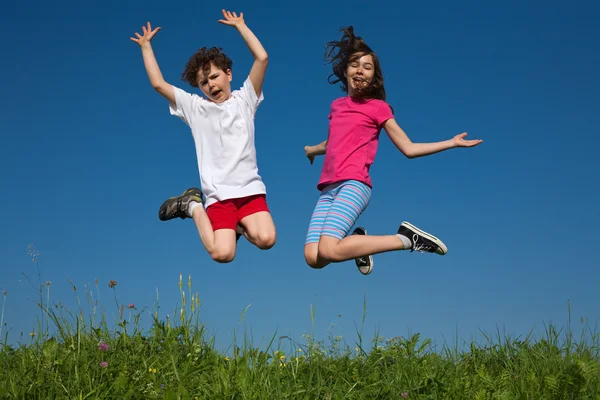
[373,101,395,127]
[169,86,202,126]
[236,76,264,116]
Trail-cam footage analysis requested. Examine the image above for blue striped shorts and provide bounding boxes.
[305,180,372,244]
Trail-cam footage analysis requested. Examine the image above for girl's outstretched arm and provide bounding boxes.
[383,118,482,159]
[218,10,268,97]
[130,22,175,103]
[304,140,328,164]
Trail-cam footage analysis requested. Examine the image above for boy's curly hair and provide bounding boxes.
[181,47,233,87]
[325,26,387,102]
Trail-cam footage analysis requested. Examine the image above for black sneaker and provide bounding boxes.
[352,227,373,275]
[397,222,447,255]
[158,188,203,221]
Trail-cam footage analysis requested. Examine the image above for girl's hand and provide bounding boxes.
[305,146,316,165]
[453,132,483,148]
[130,22,161,47]
[218,10,245,28]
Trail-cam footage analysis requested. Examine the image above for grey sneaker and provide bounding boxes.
[158,188,203,221]
[352,227,373,275]
[397,221,448,255]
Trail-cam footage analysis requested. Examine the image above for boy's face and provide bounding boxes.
[346,53,375,95]
[197,62,232,103]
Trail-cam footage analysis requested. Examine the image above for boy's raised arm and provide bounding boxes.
[130,22,175,104]
[218,10,268,97]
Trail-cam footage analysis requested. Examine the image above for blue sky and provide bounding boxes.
[1,0,598,350]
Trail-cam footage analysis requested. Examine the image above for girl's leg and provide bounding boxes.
[316,182,447,262]
[304,189,335,269]
[319,221,448,262]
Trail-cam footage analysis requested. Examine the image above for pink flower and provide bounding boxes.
[401,392,408,398]
[127,303,135,309]
[98,342,109,352]
[99,361,108,368]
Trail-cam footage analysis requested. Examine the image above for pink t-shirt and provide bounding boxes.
[317,96,394,191]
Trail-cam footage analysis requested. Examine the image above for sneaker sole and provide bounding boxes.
[353,227,374,275]
[401,221,448,255]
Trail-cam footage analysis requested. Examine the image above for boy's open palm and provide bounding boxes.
[218,10,245,28]
[453,132,483,148]
[130,22,161,46]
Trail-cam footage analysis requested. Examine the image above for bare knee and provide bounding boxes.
[209,246,236,263]
[255,230,276,250]
[317,240,342,263]
[304,245,328,269]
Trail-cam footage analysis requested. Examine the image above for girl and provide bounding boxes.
[304,26,482,275]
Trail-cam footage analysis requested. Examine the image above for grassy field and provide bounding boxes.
[0,272,598,399]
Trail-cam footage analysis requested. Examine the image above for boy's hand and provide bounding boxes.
[218,10,246,29]
[130,22,161,47]
[304,146,316,165]
[452,132,483,148]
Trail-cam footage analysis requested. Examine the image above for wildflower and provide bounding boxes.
[29,331,35,337]
[100,361,108,368]
[355,347,359,352]
[127,303,135,309]
[297,348,302,353]
[98,342,109,352]
[46,281,51,286]
[401,392,408,398]
[148,367,157,374]
[108,280,117,288]
[279,355,285,360]
[224,357,229,361]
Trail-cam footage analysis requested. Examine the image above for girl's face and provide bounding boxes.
[346,53,375,96]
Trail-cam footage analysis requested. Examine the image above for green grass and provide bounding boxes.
[0,272,599,400]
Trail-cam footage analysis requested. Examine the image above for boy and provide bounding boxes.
[130,10,276,263]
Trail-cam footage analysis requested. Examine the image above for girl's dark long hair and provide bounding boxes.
[325,26,386,101]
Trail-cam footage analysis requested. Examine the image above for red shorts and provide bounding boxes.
[206,194,270,231]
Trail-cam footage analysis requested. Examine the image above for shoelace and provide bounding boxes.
[411,234,434,253]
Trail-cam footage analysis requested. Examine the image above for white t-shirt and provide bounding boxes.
[169,77,266,208]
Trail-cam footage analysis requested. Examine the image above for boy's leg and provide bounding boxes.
[237,195,276,250]
[303,190,335,269]
[157,188,237,263]
[192,203,238,263]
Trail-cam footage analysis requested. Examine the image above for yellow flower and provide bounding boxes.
[279,355,285,360]
[224,357,229,361]
[153,368,157,374]
[297,348,302,352]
